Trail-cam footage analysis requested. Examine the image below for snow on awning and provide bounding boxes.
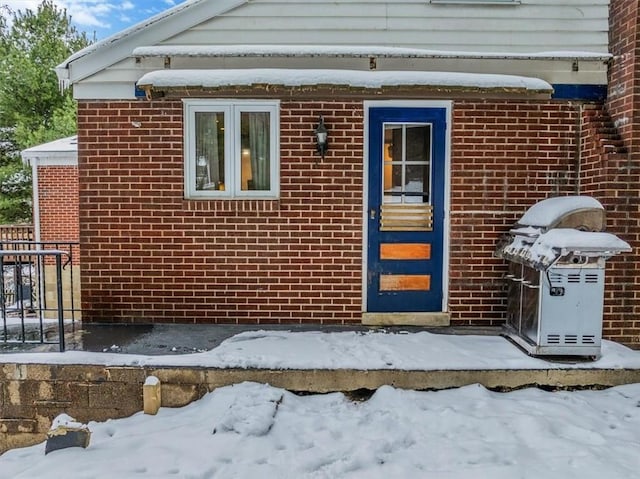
[132,45,612,61]
[136,68,553,95]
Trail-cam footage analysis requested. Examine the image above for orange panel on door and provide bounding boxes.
[379,274,431,291]
[380,243,431,260]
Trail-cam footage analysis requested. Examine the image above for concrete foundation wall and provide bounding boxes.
[3,362,640,454]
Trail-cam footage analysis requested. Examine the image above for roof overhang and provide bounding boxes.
[132,45,612,62]
[55,0,248,88]
[21,136,78,167]
[136,68,554,100]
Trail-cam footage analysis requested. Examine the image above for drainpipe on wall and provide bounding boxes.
[21,155,41,244]
[574,103,583,195]
[31,159,41,244]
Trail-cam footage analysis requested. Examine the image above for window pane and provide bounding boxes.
[406,125,430,163]
[383,164,403,203]
[382,123,431,204]
[241,112,271,191]
[405,164,429,203]
[405,125,430,203]
[195,112,225,191]
[384,124,402,162]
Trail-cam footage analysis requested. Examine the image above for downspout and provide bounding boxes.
[31,158,41,244]
[574,103,583,195]
[21,153,41,244]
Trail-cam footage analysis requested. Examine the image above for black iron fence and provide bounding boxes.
[0,241,80,352]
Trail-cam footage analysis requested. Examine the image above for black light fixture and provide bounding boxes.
[315,115,328,161]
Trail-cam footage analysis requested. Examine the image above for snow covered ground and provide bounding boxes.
[1,330,640,477]
[2,329,640,370]
[1,381,639,478]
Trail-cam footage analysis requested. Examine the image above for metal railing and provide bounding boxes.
[0,241,80,352]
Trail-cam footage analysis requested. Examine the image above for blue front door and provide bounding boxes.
[366,107,447,312]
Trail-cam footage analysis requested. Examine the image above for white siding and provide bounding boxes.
[163,0,609,53]
[73,0,610,98]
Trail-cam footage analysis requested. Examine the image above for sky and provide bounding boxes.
[1,0,176,40]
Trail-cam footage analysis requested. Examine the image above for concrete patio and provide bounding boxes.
[2,323,640,392]
[2,323,640,452]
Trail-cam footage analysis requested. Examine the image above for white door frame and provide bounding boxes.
[361,100,452,313]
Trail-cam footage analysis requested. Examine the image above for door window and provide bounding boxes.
[383,124,432,204]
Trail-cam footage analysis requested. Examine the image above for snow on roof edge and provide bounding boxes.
[21,135,78,156]
[21,136,78,166]
[132,45,612,61]
[137,69,553,92]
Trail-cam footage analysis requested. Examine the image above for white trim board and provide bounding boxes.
[57,0,247,86]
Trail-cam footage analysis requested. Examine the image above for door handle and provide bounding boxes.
[370,208,377,220]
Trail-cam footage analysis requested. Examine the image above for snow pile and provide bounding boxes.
[1,381,639,478]
[518,196,603,228]
[212,385,283,436]
[497,196,630,269]
[499,229,631,269]
[50,414,86,431]
[143,376,159,386]
[532,229,630,256]
[137,68,553,92]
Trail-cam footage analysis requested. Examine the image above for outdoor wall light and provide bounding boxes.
[315,115,328,161]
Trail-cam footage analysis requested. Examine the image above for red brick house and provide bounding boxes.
[53,0,639,346]
[20,135,81,314]
[21,136,79,247]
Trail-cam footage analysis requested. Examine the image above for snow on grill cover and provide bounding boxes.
[495,196,631,271]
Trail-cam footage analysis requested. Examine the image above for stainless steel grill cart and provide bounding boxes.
[495,196,631,358]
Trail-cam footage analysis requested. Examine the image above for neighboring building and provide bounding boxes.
[53,0,639,345]
[21,136,79,246]
[21,136,80,314]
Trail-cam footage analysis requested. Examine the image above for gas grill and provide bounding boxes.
[495,196,631,358]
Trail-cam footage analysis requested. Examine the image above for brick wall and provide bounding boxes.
[37,165,79,245]
[583,0,640,345]
[449,101,579,326]
[36,165,81,315]
[77,96,600,331]
[607,0,640,146]
[77,100,364,323]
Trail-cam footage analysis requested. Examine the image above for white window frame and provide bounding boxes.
[183,99,280,199]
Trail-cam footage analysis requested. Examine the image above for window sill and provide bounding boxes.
[185,198,281,214]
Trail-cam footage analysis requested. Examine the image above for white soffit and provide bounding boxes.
[137,68,553,92]
[56,0,248,86]
[132,45,612,62]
